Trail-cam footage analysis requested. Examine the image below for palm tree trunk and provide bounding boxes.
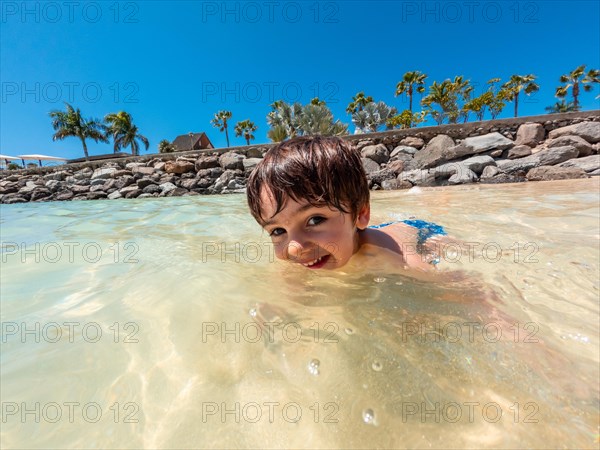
[573,82,579,110]
[225,125,230,147]
[514,93,519,117]
[81,138,90,161]
[408,87,413,112]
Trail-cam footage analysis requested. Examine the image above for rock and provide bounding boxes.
[369,169,396,185]
[398,169,436,187]
[71,185,90,194]
[361,158,381,175]
[361,144,389,164]
[480,172,527,184]
[136,178,155,189]
[386,160,405,174]
[19,181,40,194]
[114,176,134,190]
[219,152,245,170]
[87,191,108,200]
[548,121,600,143]
[449,168,478,185]
[44,180,61,192]
[91,167,117,180]
[381,179,401,190]
[143,184,162,194]
[546,135,594,157]
[515,123,545,147]
[166,187,188,197]
[131,165,155,176]
[413,135,455,169]
[446,132,513,159]
[246,147,264,158]
[399,136,424,149]
[243,158,262,174]
[31,189,52,201]
[153,161,166,171]
[2,194,27,204]
[159,182,177,194]
[461,155,496,174]
[0,183,18,194]
[356,139,375,149]
[593,143,600,154]
[536,145,579,166]
[434,162,463,179]
[112,169,132,178]
[165,160,195,174]
[481,165,500,179]
[89,184,106,192]
[557,155,600,173]
[496,156,539,173]
[179,178,199,190]
[526,166,588,181]
[55,190,74,201]
[137,193,156,199]
[90,178,106,186]
[120,185,142,198]
[508,145,532,159]
[213,170,237,192]
[108,191,122,200]
[195,155,219,171]
[44,171,70,181]
[390,145,418,158]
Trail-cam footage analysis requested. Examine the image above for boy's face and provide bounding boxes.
[259,188,370,270]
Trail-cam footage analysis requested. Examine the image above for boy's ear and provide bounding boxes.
[356,203,370,230]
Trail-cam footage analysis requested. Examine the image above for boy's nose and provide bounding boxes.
[286,239,304,261]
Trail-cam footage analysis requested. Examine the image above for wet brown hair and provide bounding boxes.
[246,136,370,225]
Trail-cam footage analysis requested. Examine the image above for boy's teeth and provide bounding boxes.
[303,256,323,267]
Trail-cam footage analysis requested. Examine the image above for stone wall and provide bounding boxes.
[1,111,599,204]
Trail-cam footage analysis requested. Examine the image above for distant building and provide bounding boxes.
[172,132,214,151]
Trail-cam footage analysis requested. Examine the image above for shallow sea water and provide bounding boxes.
[1,178,598,449]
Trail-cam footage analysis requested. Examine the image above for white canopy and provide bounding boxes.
[0,154,21,160]
[17,154,67,161]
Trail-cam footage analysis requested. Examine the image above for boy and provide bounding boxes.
[246,136,446,272]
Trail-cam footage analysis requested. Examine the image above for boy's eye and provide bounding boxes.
[307,216,326,226]
[269,227,286,237]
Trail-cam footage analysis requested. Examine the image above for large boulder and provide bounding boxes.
[446,132,513,159]
[508,145,532,159]
[515,123,545,147]
[536,145,579,166]
[496,156,539,173]
[398,169,436,187]
[165,160,195,174]
[412,135,454,169]
[361,158,381,175]
[557,155,600,173]
[526,166,588,181]
[449,168,478,185]
[399,136,425,149]
[91,167,117,180]
[131,165,155,176]
[195,155,220,170]
[548,121,600,143]
[159,182,177,194]
[361,144,389,164]
[369,169,396,185]
[461,155,496,175]
[219,152,245,170]
[546,135,594,157]
[390,145,418,158]
[243,158,262,174]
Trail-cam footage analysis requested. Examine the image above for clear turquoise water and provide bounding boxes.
[1,178,599,449]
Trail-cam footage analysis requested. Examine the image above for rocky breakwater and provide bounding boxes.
[357,120,600,190]
[0,152,261,204]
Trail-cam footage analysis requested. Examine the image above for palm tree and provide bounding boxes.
[387,110,427,129]
[351,101,397,132]
[346,91,374,114]
[395,71,427,112]
[210,110,232,147]
[310,97,326,106]
[421,80,455,125]
[500,74,539,118]
[555,65,600,110]
[267,124,289,143]
[296,104,348,136]
[158,139,176,153]
[545,100,578,114]
[49,103,108,161]
[234,119,257,145]
[267,100,303,138]
[104,111,149,156]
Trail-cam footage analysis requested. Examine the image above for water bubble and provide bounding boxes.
[345,328,354,335]
[308,359,320,375]
[249,308,257,318]
[374,277,386,283]
[395,281,403,286]
[371,361,382,372]
[362,409,376,425]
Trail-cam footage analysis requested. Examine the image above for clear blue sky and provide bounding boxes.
[1,0,599,160]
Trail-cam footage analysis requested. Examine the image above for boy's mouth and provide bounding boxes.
[301,254,330,269]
